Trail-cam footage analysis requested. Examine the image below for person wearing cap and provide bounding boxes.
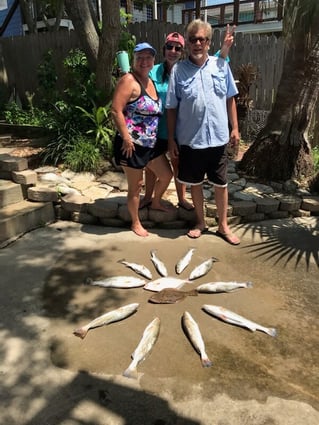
[166,20,240,244]
[111,42,173,237]
[140,32,195,211]
[141,27,235,212]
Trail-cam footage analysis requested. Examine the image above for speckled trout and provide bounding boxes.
[197,281,253,293]
[150,250,168,277]
[175,248,196,274]
[188,257,219,280]
[123,317,161,379]
[86,276,146,288]
[202,304,277,337]
[182,311,213,368]
[118,259,153,280]
[73,303,139,339]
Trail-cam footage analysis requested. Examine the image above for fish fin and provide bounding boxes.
[73,327,87,339]
[123,364,138,380]
[266,327,277,337]
[212,257,219,262]
[85,277,93,285]
[201,356,213,368]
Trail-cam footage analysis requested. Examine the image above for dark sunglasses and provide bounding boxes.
[165,44,183,52]
[188,36,209,44]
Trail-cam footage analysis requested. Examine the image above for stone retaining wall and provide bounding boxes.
[1,152,318,232]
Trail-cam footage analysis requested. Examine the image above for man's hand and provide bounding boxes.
[219,24,236,59]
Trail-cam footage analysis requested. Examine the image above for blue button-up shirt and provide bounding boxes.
[165,55,238,149]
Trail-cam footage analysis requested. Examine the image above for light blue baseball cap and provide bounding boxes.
[134,42,156,56]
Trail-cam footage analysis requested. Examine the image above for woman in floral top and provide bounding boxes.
[112,42,173,237]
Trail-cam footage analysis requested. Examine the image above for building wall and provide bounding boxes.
[0,0,23,37]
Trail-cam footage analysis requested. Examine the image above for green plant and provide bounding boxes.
[312,146,319,172]
[63,136,101,172]
[4,97,56,128]
[37,49,59,107]
[76,102,116,157]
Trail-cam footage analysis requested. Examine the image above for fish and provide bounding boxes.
[196,281,253,293]
[175,248,196,274]
[202,304,277,337]
[150,250,168,277]
[123,317,161,379]
[73,303,139,339]
[86,276,146,288]
[118,259,153,280]
[143,277,189,292]
[148,288,198,304]
[188,257,219,280]
[182,311,213,368]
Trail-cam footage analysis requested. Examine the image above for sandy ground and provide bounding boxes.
[0,218,318,425]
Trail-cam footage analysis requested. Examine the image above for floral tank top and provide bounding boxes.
[124,75,162,148]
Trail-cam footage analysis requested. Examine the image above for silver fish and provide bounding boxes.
[118,259,153,280]
[182,311,213,368]
[188,257,219,280]
[197,281,253,293]
[175,248,196,274]
[73,303,139,339]
[202,304,277,337]
[86,276,146,288]
[144,277,189,292]
[123,317,161,379]
[150,250,168,277]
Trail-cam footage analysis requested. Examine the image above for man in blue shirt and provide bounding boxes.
[166,19,240,244]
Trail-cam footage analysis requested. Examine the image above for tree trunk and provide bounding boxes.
[64,0,99,72]
[96,0,121,101]
[239,0,319,185]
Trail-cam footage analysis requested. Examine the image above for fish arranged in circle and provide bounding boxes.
[75,248,277,377]
[73,303,139,339]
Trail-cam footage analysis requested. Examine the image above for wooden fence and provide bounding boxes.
[0,21,285,111]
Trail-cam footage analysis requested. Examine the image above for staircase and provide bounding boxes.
[0,136,55,248]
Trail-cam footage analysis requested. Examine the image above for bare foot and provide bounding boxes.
[131,224,149,237]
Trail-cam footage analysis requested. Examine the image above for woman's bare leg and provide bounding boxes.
[123,166,148,237]
[147,154,173,211]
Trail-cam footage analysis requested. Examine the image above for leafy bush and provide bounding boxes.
[77,102,116,157]
[313,146,319,172]
[63,136,101,172]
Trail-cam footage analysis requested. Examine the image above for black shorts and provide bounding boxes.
[177,145,228,186]
[152,138,168,159]
[113,134,155,169]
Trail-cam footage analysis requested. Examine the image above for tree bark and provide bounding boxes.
[96,0,121,101]
[64,0,99,72]
[239,0,319,185]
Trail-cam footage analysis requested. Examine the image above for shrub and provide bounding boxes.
[63,136,101,172]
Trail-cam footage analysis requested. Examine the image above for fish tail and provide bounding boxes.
[246,281,253,288]
[266,327,277,337]
[123,364,138,380]
[117,258,126,264]
[85,277,93,285]
[189,290,198,296]
[201,356,213,368]
[73,327,88,339]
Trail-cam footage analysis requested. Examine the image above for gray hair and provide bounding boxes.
[185,19,213,41]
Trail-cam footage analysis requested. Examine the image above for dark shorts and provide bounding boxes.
[113,134,155,169]
[177,145,228,186]
[152,138,168,159]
